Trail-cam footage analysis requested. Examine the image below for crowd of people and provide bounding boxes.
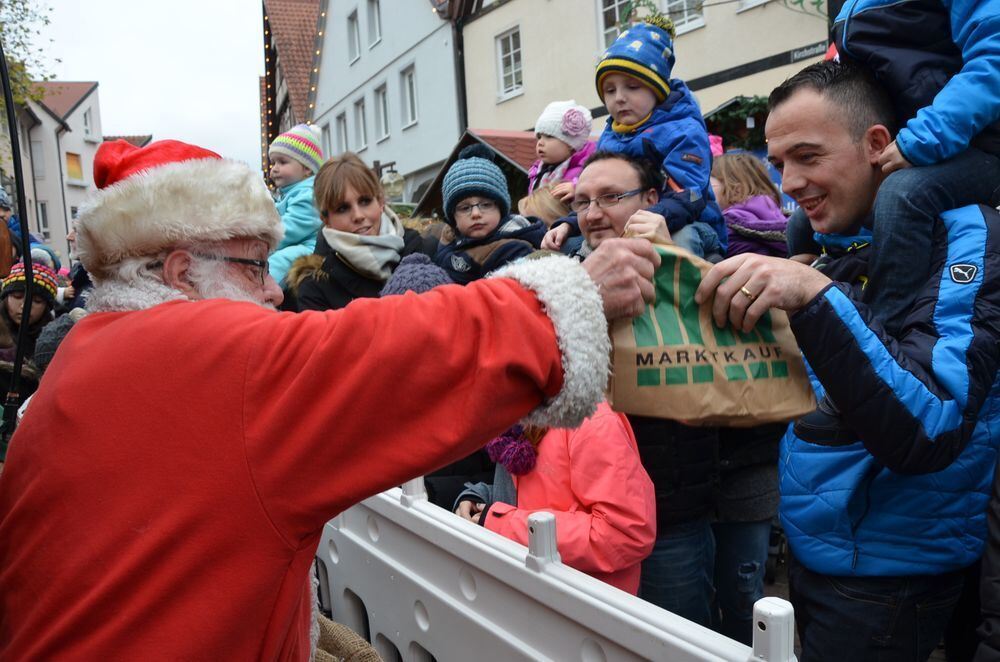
[0,2,998,660]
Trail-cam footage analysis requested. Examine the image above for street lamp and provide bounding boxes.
[373,160,405,199]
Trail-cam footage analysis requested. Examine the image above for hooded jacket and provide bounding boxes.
[832,0,1000,164]
[596,79,727,252]
[269,176,322,287]
[291,226,436,312]
[781,204,1000,576]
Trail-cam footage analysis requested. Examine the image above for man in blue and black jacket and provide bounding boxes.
[697,60,1000,661]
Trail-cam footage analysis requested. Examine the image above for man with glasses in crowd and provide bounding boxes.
[570,150,725,632]
[0,138,661,659]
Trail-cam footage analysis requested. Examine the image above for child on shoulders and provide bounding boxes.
[543,15,725,260]
[267,124,324,289]
[528,100,597,200]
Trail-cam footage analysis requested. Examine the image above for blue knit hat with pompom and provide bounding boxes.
[441,144,511,226]
[596,16,676,103]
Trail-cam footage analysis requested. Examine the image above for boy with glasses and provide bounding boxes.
[434,145,546,284]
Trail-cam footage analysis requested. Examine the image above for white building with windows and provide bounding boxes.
[21,81,103,263]
[307,0,463,202]
[461,0,828,133]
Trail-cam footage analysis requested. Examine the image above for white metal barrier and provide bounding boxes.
[316,478,796,662]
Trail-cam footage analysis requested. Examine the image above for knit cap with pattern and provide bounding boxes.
[1,261,58,308]
[441,144,511,226]
[268,123,324,174]
[534,100,593,151]
[596,16,676,103]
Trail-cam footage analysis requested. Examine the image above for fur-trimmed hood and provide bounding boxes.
[285,254,326,298]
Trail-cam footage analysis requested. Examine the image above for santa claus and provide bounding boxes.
[0,139,657,658]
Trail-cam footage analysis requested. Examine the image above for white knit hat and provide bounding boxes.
[533,100,593,152]
[76,139,283,279]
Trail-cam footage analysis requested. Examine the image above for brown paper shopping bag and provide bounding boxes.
[609,243,816,426]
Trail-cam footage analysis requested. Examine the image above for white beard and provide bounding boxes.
[188,258,274,310]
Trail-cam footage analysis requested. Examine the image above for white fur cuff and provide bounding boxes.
[492,255,609,428]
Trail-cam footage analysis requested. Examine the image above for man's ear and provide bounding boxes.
[162,250,200,300]
[644,188,660,206]
[864,124,894,164]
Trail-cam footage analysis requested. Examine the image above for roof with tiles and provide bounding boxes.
[33,81,98,120]
[103,135,153,147]
[264,0,320,123]
[413,129,538,218]
[472,129,538,171]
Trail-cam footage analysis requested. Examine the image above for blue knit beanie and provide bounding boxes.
[596,16,676,103]
[441,144,511,226]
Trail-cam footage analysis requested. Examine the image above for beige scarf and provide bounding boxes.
[321,207,406,281]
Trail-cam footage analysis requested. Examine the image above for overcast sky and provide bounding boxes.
[39,0,265,167]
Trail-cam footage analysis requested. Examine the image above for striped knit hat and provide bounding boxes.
[269,123,324,174]
[596,16,676,103]
[1,261,59,308]
[441,144,511,226]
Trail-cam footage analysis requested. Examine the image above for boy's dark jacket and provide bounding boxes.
[434,215,545,285]
[832,0,1000,165]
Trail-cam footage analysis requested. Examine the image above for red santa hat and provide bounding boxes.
[76,139,283,279]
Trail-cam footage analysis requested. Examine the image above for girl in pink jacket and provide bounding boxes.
[455,401,656,594]
[527,100,597,199]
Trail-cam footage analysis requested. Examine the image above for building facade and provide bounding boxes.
[23,82,102,264]
[460,0,828,134]
[307,0,464,202]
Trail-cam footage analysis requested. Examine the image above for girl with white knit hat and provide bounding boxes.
[527,100,596,199]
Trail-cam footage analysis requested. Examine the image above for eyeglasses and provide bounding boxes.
[569,188,645,215]
[454,200,497,217]
[193,254,269,287]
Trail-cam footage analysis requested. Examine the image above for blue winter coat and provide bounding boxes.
[781,204,1000,576]
[596,79,726,251]
[833,0,1000,164]
[269,176,321,286]
[434,215,545,285]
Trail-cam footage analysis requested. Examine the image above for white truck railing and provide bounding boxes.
[316,478,796,662]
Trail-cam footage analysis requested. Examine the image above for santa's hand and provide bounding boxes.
[695,253,831,332]
[541,224,571,251]
[583,238,660,320]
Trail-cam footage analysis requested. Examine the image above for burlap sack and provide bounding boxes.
[609,243,815,426]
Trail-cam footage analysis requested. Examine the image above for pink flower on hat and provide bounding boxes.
[561,108,590,137]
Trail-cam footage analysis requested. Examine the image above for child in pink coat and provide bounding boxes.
[455,401,656,594]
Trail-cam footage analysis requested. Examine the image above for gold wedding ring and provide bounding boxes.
[740,286,757,302]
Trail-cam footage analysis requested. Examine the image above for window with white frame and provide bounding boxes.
[401,66,418,127]
[347,10,361,63]
[495,27,523,98]
[36,201,49,241]
[83,108,93,137]
[367,0,382,46]
[354,98,368,151]
[336,113,348,153]
[321,123,332,157]
[374,85,390,141]
[738,0,770,10]
[664,0,704,32]
[600,0,631,48]
[29,140,44,179]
